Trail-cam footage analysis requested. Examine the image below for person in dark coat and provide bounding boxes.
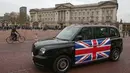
[11,26,20,41]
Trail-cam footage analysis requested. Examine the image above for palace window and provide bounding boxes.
[83,17,85,20]
[75,17,77,20]
[96,17,98,21]
[92,11,94,15]
[102,10,104,14]
[111,10,113,14]
[87,17,89,21]
[87,12,89,15]
[106,16,109,20]
[75,12,77,15]
[106,10,109,14]
[79,17,81,20]
[79,12,81,15]
[83,12,85,15]
[97,11,99,15]
[102,17,104,22]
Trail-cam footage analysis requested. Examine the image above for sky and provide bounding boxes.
[0,0,129,22]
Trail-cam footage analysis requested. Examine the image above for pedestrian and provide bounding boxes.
[34,32,38,42]
[123,30,125,38]
[129,30,130,37]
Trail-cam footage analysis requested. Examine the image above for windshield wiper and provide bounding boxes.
[56,37,69,41]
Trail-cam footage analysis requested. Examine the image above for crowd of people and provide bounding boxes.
[0,24,66,31]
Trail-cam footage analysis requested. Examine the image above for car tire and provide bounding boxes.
[109,48,120,61]
[52,55,71,73]
[33,62,41,68]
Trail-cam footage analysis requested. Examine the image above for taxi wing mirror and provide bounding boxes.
[75,35,83,41]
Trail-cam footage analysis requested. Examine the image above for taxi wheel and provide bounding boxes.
[109,48,120,61]
[52,55,71,73]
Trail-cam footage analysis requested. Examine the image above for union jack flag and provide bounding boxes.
[75,38,111,64]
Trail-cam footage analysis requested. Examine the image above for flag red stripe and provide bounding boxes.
[75,46,111,55]
[92,40,97,60]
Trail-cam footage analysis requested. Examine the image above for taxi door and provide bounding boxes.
[74,27,94,64]
[74,27,111,65]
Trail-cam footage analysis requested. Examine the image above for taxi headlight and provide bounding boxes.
[39,48,46,55]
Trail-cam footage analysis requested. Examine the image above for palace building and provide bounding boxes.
[30,0,118,27]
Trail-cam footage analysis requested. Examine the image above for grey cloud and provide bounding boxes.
[117,0,130,22]
[0,1,20,16]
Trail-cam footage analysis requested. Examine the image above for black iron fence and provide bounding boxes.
[0,25,66,31]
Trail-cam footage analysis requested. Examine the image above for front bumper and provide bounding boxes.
[33,55,53,67]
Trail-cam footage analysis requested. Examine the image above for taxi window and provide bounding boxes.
[81,27,93,40]
[95,27,109,38]
[109,27,120,37]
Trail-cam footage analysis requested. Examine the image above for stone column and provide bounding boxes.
[55,11,58,22]
[65,10,70,23]
[35,13,38,21]
[62,11,64,22]
[113,8,117,23]
[60,11,62,21]
[98,8,103,23]
[61,11,62,21]
[63,10,65,22]
[64,11,65,22]
[61,11,62,22]
[58,11,59,21]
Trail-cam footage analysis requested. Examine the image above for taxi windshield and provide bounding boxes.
[56,26,80,41]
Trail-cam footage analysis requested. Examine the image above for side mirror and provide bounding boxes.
[75,35,82,41]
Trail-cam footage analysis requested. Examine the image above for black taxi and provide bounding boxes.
[32,24,123,73]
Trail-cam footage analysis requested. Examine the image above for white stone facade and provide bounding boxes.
[30,0,118,27]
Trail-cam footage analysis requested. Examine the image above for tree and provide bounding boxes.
[9,12,19,25]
